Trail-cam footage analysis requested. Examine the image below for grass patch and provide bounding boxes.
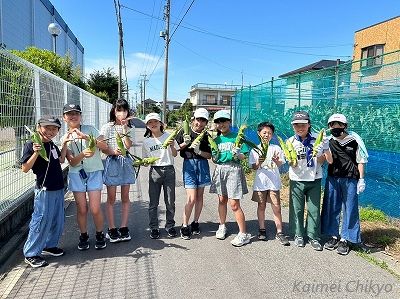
[360,206,388,223]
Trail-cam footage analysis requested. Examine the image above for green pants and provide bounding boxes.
[289,179,322,240]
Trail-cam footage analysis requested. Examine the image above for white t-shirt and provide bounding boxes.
[142,132,179,166]
[288,132,324,181]
[248,144,284,191]
[99,122,134,152]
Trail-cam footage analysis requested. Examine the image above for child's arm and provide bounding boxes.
[21,143,41,173]
[59,138,70,163]
[168,140,178,157]
[68,149,95,167]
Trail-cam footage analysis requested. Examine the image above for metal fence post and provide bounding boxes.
[33,69,41,121]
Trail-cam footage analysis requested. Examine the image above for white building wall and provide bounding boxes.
[0,0,84,69]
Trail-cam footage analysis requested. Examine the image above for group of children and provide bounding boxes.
[21,102,367,268]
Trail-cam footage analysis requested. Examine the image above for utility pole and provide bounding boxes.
[114,0,123,100]
[160,0,170,124]
[140,74,148,117]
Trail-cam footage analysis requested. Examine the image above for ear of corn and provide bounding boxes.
[115,131,127,156]
[162,125,182,148]
[258,134,270,159]
[234,124,247,148]
[277,136,291,163]
[133,156,160,167]
[312,129,325,157]
[182,115,190,135]
[286,139,298,167]
[207,135,219,154]
[86,133,96,152]
[25,125,48,161]
[189,129,206,149]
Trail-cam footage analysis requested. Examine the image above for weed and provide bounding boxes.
[360,206,388,223]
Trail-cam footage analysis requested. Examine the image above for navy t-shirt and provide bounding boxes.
[176,129,211,159]
[20,140,64,191]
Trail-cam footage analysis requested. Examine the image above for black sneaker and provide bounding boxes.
[119,227,131,241]
[258,229,267,241]
[190,221,200,235]
[78,233,89,250]
[337,240,350,255]
[150,229,160,239]
[106,228,121,243]
[166,227,177,237]
[276,232,290,246]
[309,239,323,251]
[41,247,65,257]
[180,226,191,240]
[24,256,48,268]
[95,232,107,249]
[324,237,339,250]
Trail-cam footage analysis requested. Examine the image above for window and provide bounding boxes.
[361,44,384,68]
[221,95,231,105]
[204,95,217,105]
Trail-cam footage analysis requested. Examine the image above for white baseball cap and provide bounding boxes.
[145,112,161,124]
[193,108,209,120]
[328,113,347,124]
[213,110,231,122]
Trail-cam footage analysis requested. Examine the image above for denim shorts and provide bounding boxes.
[183,158,211,189]
[68,170,103,192]
[103,155,135,186]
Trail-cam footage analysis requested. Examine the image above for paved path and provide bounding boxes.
[0,127,399,298]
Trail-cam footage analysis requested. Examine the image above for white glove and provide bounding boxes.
[192,142,201,155]
[322,137,330,151]
[316,143,324,157]
[357,178,366,194]
[183,134,191,146]
[231,146,241,157]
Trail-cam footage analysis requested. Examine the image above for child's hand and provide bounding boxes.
[114,148,122,156]
[83,148,95,158]
[69,128,87,140]
[32,143,42,153]
[183,134,191,146]
[166,138,174,147]
[258,156,266,166]
[231,146,241,157]
[272,151,280,163]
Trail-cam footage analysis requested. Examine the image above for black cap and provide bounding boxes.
[63,103,82,114]
[291,111,310,124]
[38,117,61,128]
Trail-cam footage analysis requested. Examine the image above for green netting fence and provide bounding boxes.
[233,50,400,217]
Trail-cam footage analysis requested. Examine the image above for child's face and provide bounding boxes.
[214,119,230,134]
[193,117,208,133]
[292,123,310,138]
[39,125,60,142]
[115,108,128,122]
[146,119,162,133]
[258,126,273,142]
[63,111,81,128]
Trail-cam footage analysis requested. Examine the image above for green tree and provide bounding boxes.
[166,99,192,127]
[87,68,126,103]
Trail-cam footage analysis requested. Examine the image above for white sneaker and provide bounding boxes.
[215,225,227,240]
[231,232,251,247]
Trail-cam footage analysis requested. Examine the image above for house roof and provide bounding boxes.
[355,15,399,33]
[279,60,342,78]
[144,98,157,104]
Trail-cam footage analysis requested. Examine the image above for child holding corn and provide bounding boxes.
[62,104,108,251]
[142,112,180,239]
[209,110,251,247]
[321,113,368,255]
[248,121,290,246]
[99,99,135,243]
[21,117,68,268]
[287,111,329,251]
[176,108,212,239]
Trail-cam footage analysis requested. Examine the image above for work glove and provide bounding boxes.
[231,146,241,158]
[322,136,330,151]
[183,134,191,146]
[315,143,324,157]
[192,142,201,155]
[357,178,366,194]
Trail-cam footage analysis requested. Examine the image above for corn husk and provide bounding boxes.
[25,126,48,161]
[162,126,182,148]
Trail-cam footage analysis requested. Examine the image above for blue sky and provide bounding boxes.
[52,0,399,105]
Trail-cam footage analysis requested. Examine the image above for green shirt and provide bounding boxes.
[214,132,248,164]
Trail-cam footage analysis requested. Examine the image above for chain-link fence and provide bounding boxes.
[0,49,111,218]
[233,50,400,217]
